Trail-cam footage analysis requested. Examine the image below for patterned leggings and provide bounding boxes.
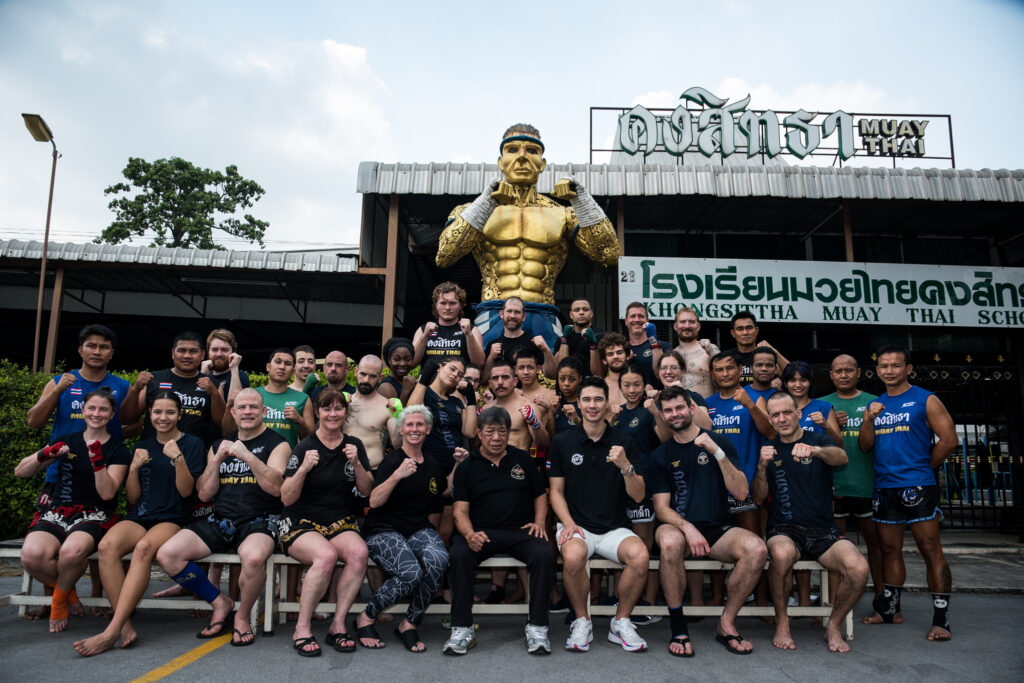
[365,527,449,625]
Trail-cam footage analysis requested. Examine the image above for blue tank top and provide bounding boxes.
[798,399,834,434]
[46,370,130,482]
[705,392,762,484]
[873,385,936,487]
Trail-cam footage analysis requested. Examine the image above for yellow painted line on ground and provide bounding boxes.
[130,633,232,683]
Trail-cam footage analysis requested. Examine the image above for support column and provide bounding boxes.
[381,194,400,348]
[43,265,65,373]
[842,199,854,262]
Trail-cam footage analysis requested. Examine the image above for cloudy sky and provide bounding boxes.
[2,0,1022,251]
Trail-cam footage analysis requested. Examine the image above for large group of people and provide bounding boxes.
[13,284,959,661]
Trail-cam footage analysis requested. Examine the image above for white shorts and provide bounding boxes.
[556,523,638,562]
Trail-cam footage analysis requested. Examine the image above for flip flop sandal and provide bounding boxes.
[669,635,695,658]
[231,629,256,647]
[351,618,386,649]
[395,627,425,653]
[196,614,233,639]
[293,635,322,657]
[715,633,752,655]
[326,630,356,653]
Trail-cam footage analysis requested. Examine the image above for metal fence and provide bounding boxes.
[861,364,1021,530]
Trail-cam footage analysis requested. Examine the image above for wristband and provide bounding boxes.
[172,454,183,465]
[38,441,66,462]
[388,398,404,420]
[88,440,106,472]
[523,404,542,430]
[713,448,726,462]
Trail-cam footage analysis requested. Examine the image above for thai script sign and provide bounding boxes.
[614,87,937,161]
[618,256,1024,328]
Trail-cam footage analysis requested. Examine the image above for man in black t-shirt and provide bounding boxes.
[122,331,226,448]
[647,386,767,657]
[721,311,790,386]
[549,377,649,653]
[443,407,554,656]
[752,392,868,654]
[483,297,556,380]
[156,388,290,647]
[555,298,604,377]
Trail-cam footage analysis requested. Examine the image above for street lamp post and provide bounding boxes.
[22,113,59,373]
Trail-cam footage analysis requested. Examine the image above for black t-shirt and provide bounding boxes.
[556,328,604,377]
[421,322,470,369]
[485,333,536,368]
[764,430,837,529]
[362,449,445,538]
[688,390,708,409]
[144,369,218,447]
[126,433,206,522]
[548,424,641,534]
[452,446,544,530]
[422,386,465,476]
[380,375,403,397]
[208,369,250,402]
[283,433,371,521]
[554,399,580,434]
[212,428,286,521]
[630,338,668,387]
[722,348,756,386]
[52,431,131,510]
[612,404,661,467]
[645,429,740,528]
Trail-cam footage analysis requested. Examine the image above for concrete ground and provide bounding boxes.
[1,527,1022,682]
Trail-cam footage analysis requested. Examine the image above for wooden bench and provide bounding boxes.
[1,547,853,640]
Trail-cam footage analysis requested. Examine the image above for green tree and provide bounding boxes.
[97,156,269,250]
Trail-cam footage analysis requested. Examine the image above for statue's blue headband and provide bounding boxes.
[500,135,544,154]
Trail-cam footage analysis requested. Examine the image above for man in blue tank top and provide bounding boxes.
[857,346,957,641]
[25,324,130,620]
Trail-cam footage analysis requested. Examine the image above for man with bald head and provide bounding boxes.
[156,388,290,646]
[344,356,400,472]
[821,354,883,604]
[310,350,355,404]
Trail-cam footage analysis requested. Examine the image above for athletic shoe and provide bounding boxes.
[565,617,593,652]
[525,623,551,655]
[442,626,476,656]
[608,617,648,652]
[630,600,662,626]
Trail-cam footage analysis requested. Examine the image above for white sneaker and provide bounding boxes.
[608,617,648,652]
[525,623,550,655]
[564,617,593,652]
[442,626,476,656]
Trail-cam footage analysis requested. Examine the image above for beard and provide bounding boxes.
[668,416,693,432]
[357,382,375,395]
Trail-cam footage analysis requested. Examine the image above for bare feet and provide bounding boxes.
[120,622,138,648]
[20,605,50,621]
[669,636,694,656]
[861,611,903,625]
[826,626,850,653]
[153,584,190,598]
[90,606,114,619]
[73,629,118,656]
[49,616,69,633]
[926,625,952,641]
[772,627,796,650]
[67,599,85,618]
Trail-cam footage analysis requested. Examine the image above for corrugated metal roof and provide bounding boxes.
[0,240,360,273]
[356,162,1024,203]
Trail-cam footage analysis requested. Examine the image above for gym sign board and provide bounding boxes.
[618,256,1024,328]
[614,87,942,162]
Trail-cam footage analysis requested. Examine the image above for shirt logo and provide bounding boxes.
[800,457,813,465]
[671,460,681,467]
[69,388,83,396]
[697,453,709,465]
[629,417,639,428]
[428,477,439,495]
[344,462,356,479]
[287,454,299,470]
[570,453,584,466]
[510,464,525,480]
[643,349,652,358]
[901,401,917,408]
[159,382,173,390]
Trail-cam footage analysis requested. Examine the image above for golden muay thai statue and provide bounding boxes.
[436,123,620,346]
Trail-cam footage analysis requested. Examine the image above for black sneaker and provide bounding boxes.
[549,597,570,613]
[630,600,662,626]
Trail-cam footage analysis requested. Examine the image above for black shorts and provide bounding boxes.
[627,496,656,524]
[189,514,279,553]
[693,523,734,549]
[122,516,183,531]
[30,504,117,544]
[190,499,215,524]
[278,515,360,554]
[834,495,873,519]
[768,524,844,560]
[873,485,942,525]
